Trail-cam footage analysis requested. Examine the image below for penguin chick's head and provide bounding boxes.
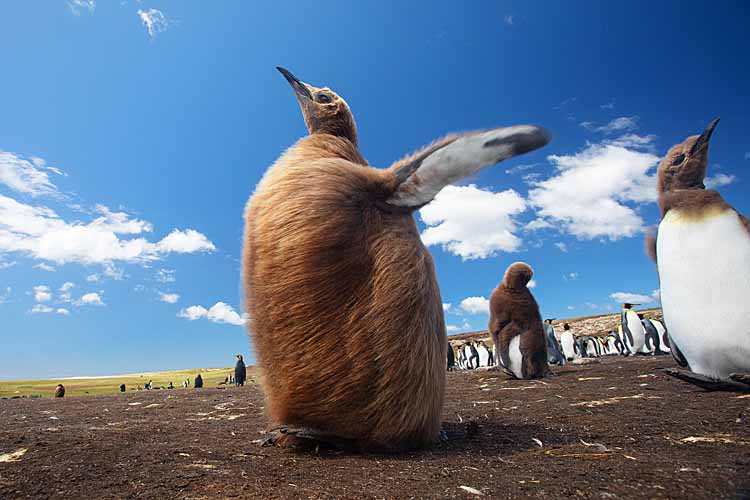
[502,262,533,290]
[657,118,719,193]
[277,66,357,145]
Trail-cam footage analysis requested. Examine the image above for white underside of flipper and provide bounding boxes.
[658,209,750,380]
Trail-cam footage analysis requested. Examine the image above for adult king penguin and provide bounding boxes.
[620,303,646,355]
[651,118,750,391]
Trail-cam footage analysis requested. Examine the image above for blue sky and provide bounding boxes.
[1,1,748,379]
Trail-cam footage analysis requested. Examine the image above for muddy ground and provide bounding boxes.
[1,356,749,500]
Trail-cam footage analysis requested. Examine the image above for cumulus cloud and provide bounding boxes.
[446,324,461,333]
[419,185,527,260]
[156,268,175,283]
[138,9,174,38]
[33,285,51,302]
[0,194,215,265]
[527,279,537,288]
[0,151,61,197]
[77,292,104,306]
[177,301,246,326]
[442,303,452,312]
[581,116,638,134]
[57,308,71,315]
[609,291,653,304]
[34,262,56,272]
[159,292,179,304]
[704,173,736,189]
[59,282,75,302]
[600,99,615,110]
[527,139,660,240]
[459,296,490,315]
[29,304,54,314]
[86,274,100,282]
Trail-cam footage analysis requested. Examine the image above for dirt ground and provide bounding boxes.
[1,356,749,500]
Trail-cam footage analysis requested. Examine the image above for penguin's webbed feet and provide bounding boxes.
[260,425,359,452]
[663,368,750,392]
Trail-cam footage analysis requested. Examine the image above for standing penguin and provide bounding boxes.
[650,319,670,354]
[447,341,455,371]
[560,323,577,361]
[194,374,203,389]
[234,354,247,387]
[544,319,565,365]
[621,303,646,355]
[54,384,65,398]
[243,67,550,451]
[641,318,662,355]
[489,262,550,379]
[651,119,750,390]
[475,340,491,367]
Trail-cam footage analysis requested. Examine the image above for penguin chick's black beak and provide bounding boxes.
[689,117,720,156]
[277,66,313,101]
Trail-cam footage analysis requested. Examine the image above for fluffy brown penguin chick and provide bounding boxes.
[54,384,65,398]
[243,67,550,453]
[489,262,550,380]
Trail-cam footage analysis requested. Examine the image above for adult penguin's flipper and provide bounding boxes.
[729,373,750,391]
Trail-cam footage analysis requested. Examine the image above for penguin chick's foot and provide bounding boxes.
[264,425,360,452]
[663,368,750,392]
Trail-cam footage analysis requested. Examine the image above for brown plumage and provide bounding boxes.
[488,262,549,379]
[54,384,65,398]
[243,67,550,452]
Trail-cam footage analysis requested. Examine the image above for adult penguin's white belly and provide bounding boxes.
[560,332,576,360]
[625,310,645,353]
[657,209,750,379]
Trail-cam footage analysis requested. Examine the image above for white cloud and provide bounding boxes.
[137,9,174,38]
[0,194,215,265]
[527,140,660,240]
[567,305,576,311]
[56,308,70,316]
[606,134,657,151]
[442,303,452,312]
[527,279,537,288]
[459,296,490,315]
[0,259,17,269]
[86,274,100,282]
[34,262,56,272]
[419,184,527,260]
[505,163,538,175]
[33,285,51,302]
[159,292,179,304]
[525,218,553,231]
[745,152,750,160]
[177,301,246,326]
[77,292,104,306]
[156,268,175,283]
[0,151,61,197]
[503,14,514,25]
[554,242,568,252]
[59,281,75,302]
[29,304,54,314]
[600,99,615,110]
[609,292,653,304]
[68,0,95,14]
[581,116,638,134]
[585,302,599,309]
[103,262,125,281]
[0,286,11,303]
[446,324,461,333]
[704,173,736,189]
[651,289,661,304]
[563,272,578,281]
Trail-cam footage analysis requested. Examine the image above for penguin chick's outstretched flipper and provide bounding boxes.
[262,426,361,453]
[662,368,750,392]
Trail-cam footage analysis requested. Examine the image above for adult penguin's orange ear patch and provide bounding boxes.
[386,125,550,208]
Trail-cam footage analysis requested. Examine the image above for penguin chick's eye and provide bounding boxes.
[671,153,686,166]
[315,92,333,104]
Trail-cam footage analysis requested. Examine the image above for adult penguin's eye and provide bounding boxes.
[316,93,333,104]
[671,153,686,166]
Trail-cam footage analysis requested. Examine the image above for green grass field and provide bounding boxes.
[0,365,259,398]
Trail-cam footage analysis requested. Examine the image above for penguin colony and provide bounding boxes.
[243,67,549,452]
[242,69,748,452]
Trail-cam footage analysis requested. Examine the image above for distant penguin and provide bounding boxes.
[651,118,750,390]
[476,341,491,367]
[544,319,565,365]
[616,325,630,356]
[235,354,247,387]
[560,323,577,361]
[583,336,599,357]
[489,262,550,379]
[465,342,479,369]
[457,347,467,370]
[641,318,661,355]
[621,303,646,355]
[650,319,670,354]
[54,384,65,398]
[194,374,203,389]
[605,332,621,356]
[447,342,455,371]
[119,384,126,393]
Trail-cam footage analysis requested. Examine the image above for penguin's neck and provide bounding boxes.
[295,134,367,166]
[658,188,730,219]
